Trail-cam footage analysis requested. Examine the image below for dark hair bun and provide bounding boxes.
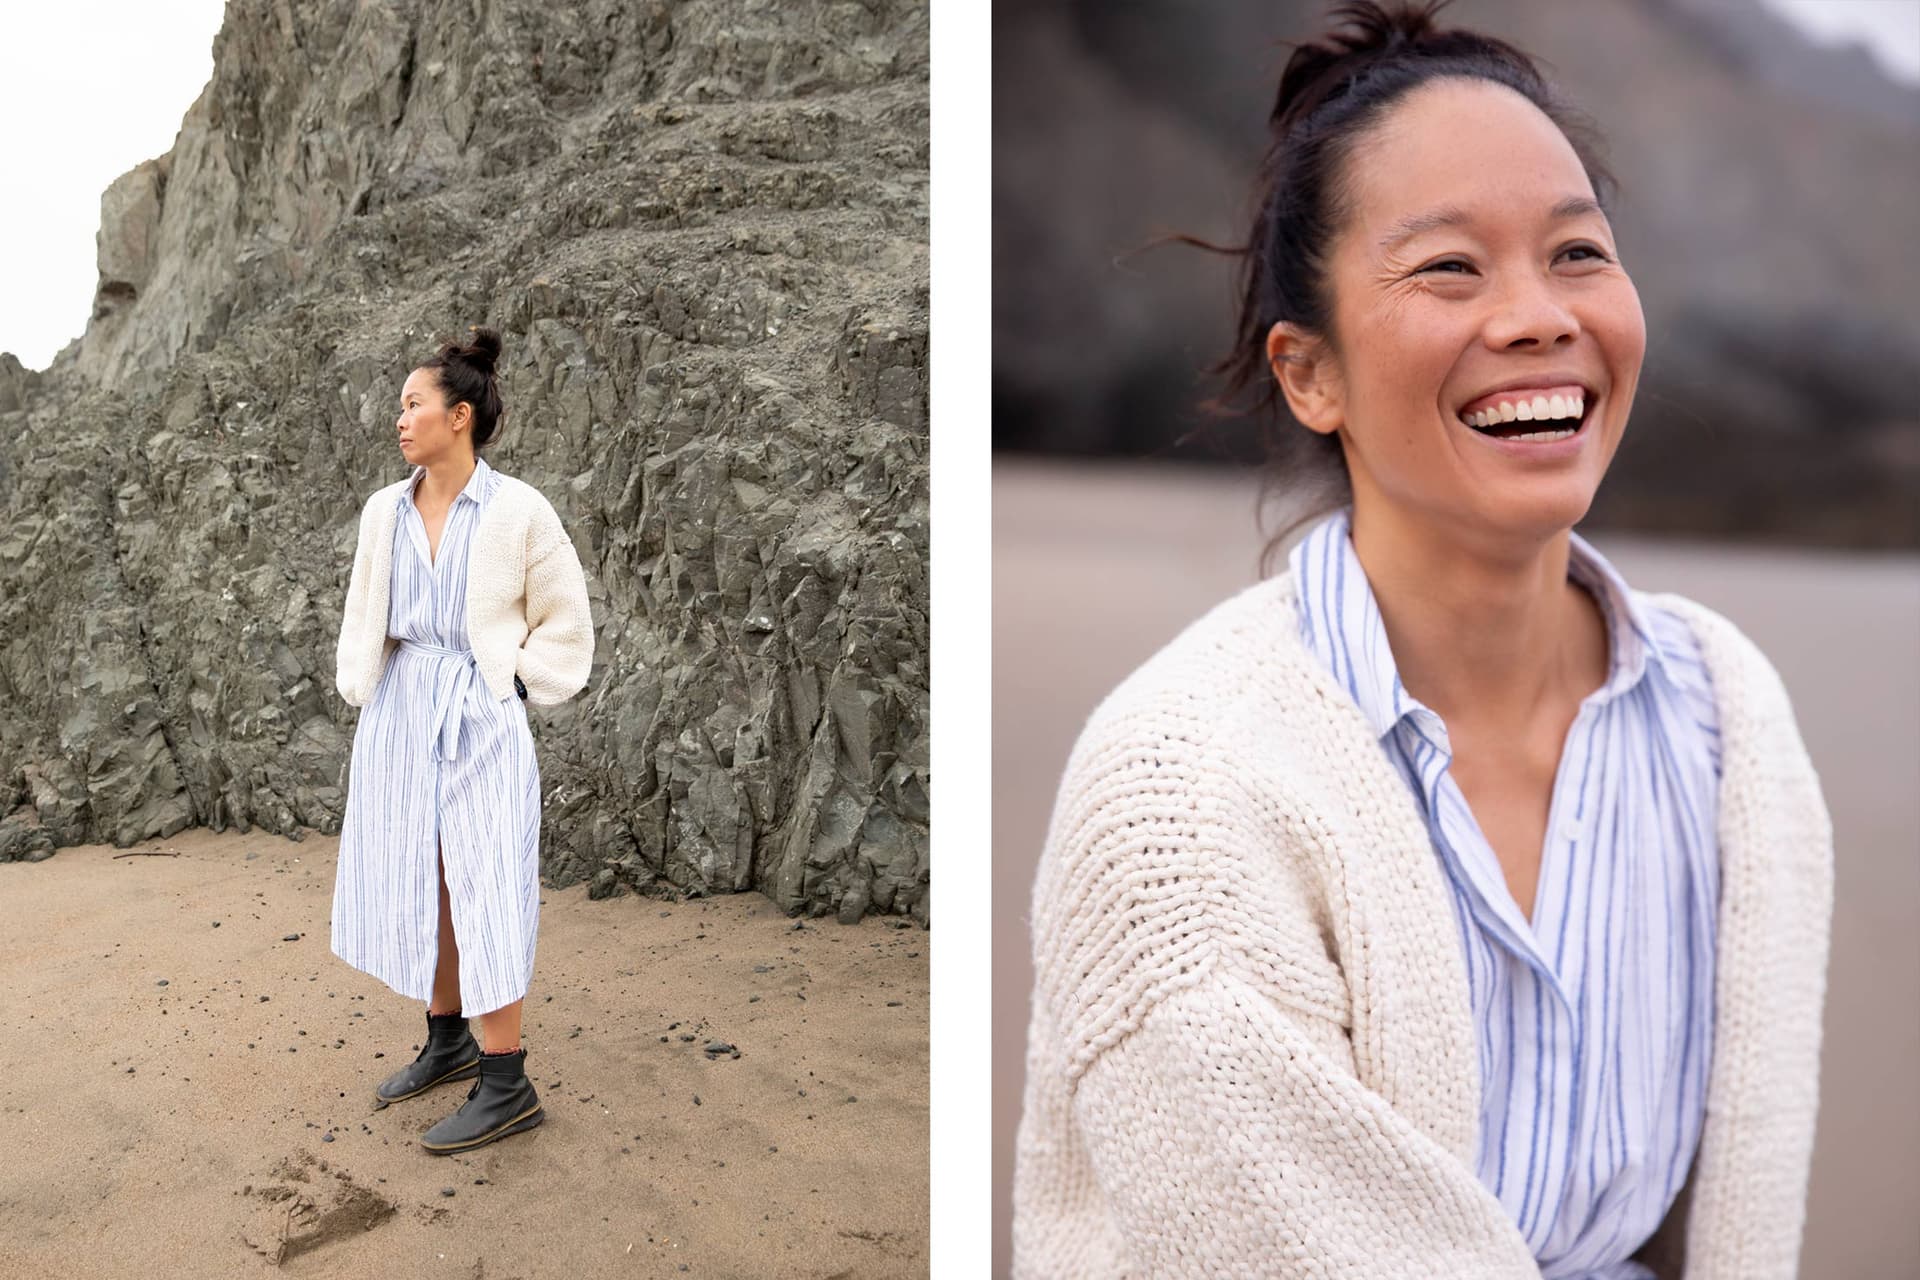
[422,325,509,450]
[1273,0,1454,134]
[463,325,502,375]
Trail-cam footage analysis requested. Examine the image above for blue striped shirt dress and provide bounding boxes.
[1289,507,1722,1279]
[330,456,543,1018]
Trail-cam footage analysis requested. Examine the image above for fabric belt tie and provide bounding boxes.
[399,639,478,763]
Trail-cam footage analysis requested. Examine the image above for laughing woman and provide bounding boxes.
[331,324,594,1155]
[1012,3,1832,1277]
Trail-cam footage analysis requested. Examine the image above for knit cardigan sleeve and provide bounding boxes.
[1015,688,1543,1279]
[514,498,594,705]
[333,492,384,708]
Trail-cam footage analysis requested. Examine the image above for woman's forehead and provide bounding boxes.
[1346,80,1589,235]
[1364,76,1567,156]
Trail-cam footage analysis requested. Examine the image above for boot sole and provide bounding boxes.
[419,1104,544,1154]
[373,1056,481,1107]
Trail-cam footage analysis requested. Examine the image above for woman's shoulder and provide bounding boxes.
[356,474,412,528]
[484,470,566,531]
[1033,568,1355,1072]
[1630,586,1834,825]
[1071,571,1311,750]
[484,468,542,511]
[1632,588,1797,725]
[1042,566,1336,914]
[472,471,572,565]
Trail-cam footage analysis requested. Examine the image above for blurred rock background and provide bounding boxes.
[0,0,931,927]
[992,0,1920,546]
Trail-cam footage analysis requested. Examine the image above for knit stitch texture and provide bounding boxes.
[335,465,595,708]
[1011,568,1831,1279]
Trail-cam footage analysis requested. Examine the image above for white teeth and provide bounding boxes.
[1461,392,1587,431]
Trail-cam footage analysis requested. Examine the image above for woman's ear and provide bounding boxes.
[1266,321,1343,437]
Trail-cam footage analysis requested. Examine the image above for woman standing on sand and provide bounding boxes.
[1012,3,1832,1276]
[330,324,594,1155]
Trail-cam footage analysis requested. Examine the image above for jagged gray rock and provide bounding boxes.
[0,0,930,927]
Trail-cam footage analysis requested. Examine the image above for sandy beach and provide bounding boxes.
[0,825,928,1278]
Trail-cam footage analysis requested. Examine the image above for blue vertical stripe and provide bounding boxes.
[1288,507,1720,1279]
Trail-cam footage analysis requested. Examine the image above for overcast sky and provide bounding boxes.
[0,0,225,372]
[1762,0,1920,81]
[0,0,1914,373]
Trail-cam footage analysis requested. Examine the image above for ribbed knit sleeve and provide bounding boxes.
[334,495,381,707]
[1069,973,1546,1277]
[1015,678,1543,1278]
[514,501,595,705]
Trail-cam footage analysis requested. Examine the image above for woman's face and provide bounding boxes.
[396,367,471,467]
[1272,77,1646,551]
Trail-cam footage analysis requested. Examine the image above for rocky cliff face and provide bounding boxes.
[0,0,931,926]
[993,0,1920,548]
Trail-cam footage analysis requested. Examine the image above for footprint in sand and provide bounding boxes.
[236,1150,397,1264]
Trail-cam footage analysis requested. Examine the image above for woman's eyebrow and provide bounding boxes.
[1377,194,1605,252]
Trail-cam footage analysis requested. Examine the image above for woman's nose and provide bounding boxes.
[1485,274,1580,348]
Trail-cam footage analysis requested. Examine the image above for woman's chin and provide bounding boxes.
[1474,483,1600,541]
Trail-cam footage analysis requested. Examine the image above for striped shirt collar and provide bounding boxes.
[399,456,491,512]
[1288,505,1673,742]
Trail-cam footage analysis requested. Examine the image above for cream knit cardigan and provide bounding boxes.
[1012,569,1832,1279]
[334,465,595,708]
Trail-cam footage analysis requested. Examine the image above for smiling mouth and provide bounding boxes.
[1460,394,1594,442]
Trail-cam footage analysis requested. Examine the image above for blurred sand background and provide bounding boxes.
[991,456,1920,1278]
[0,825,928,1278]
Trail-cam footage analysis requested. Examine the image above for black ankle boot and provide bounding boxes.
[419,1045,543,1155]
[373,1010,480,1108]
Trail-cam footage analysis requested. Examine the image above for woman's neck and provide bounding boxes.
[1346,499,1608,736]
[414,454,478,509]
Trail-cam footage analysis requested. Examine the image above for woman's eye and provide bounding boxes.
[1417,245,1612,276]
